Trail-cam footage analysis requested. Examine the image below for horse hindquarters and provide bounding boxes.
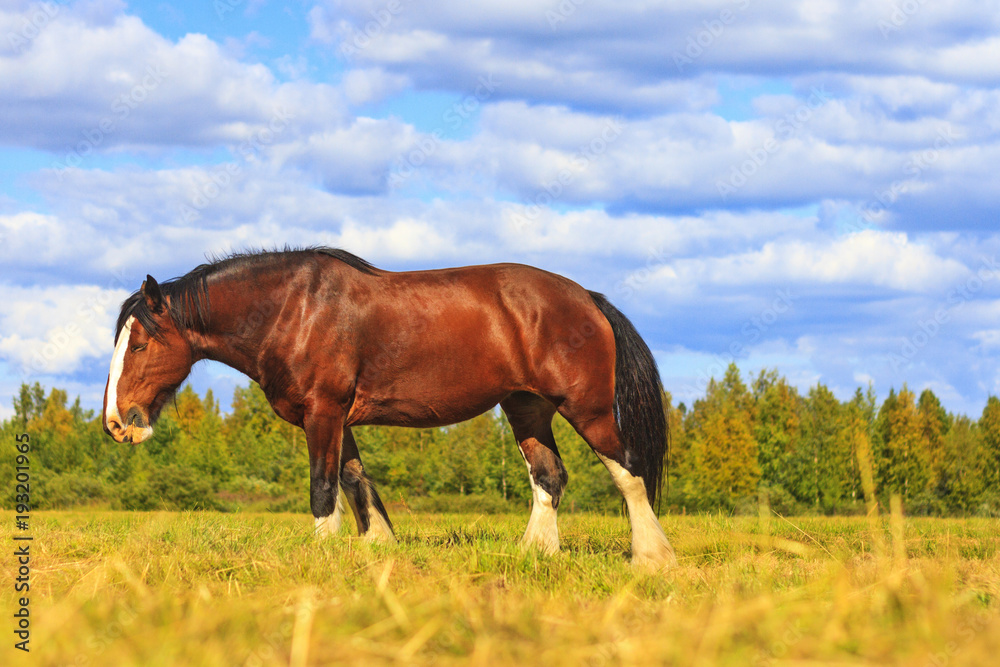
[555,292,677,570]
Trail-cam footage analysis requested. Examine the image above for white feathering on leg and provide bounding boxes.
[361,482,396,544]
[313,489,347,538]
[596,453,677,570]
[519,459,560,555]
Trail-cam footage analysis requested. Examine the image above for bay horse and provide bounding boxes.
[103,248,676,569]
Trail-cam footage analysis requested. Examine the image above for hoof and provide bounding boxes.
[631,544,678,572]
[362,510,397,544]
[519,535,560,556]
[313,512,342,538]
[362,529,397,545]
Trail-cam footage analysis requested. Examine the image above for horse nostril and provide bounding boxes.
[125,408,147,430]
[106,418,124,440]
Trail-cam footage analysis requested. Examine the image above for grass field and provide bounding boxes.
[4,509,999,666]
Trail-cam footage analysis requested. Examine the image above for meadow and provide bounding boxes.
[4,509,999,666]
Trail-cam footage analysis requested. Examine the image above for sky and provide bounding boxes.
[1,0,999,421]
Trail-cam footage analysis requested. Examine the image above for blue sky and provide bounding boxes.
[2,0,1000,420]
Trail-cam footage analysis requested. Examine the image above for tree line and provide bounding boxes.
[3,363,999,516]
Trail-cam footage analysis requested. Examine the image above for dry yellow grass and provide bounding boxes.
[3,510,999,665]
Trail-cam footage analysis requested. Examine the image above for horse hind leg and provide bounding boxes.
[501,392,568,555]
[560,405,676,570]
[339,427,396,543]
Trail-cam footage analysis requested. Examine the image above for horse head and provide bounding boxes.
[103,275,195,443]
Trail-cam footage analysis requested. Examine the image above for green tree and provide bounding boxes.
[753,370,806,503]
[687,365,759,506]
[935,416,986,514]
[875,386,929,502]
[979,396,1000,490]
[13,382,46,427]
[804,384,855,511]
[918,389,950,493]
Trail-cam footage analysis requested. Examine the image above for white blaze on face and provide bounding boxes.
[105,315,135,432]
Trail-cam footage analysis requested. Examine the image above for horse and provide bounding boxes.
[102,247,677,569]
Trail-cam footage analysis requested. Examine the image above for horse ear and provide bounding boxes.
[141,275,165,313]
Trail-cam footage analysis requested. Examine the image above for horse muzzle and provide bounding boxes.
[105,407,154,444]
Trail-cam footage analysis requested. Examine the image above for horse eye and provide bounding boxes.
[131,343,148,353]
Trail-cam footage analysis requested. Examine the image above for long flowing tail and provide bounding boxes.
[588,291,667,509]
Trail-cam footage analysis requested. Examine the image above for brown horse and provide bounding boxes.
[103,248,677,569]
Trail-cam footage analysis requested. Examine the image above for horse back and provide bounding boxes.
[334,262,614,426]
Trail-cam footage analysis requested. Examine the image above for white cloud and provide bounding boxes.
[336,217,459,261]
[271,117,421,193]
[340,67,410,106]
[0,3,348,153]
[637,230,970,298]
[309,0,1000,113]
[0,283,129,377]
[368,99,1000,217]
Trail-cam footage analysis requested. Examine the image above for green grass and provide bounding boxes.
[5,510,1000,665]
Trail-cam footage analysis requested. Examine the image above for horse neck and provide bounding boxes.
[184,268,291,383]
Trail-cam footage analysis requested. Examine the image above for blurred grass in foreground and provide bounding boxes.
[3,510,999,666]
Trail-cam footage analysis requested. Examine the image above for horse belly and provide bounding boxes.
[346,335,517,427]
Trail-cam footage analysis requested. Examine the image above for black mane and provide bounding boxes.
[114,247,378,342]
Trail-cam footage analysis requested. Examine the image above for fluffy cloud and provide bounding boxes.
[634,230,970,299]
[0,2,347,155]
[378,99,1000,222]
[0,283,129,378]
[309,0,1000,113]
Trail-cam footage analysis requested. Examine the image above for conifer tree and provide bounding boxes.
[979,396,1000,490]
[918,389,950,492]
[875,386,928,501]
[753,370,805,501]
[689,365,759,505]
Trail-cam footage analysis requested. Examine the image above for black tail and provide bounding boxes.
[588,291,667,510]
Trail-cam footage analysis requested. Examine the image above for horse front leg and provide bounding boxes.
[305,412,347,539]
